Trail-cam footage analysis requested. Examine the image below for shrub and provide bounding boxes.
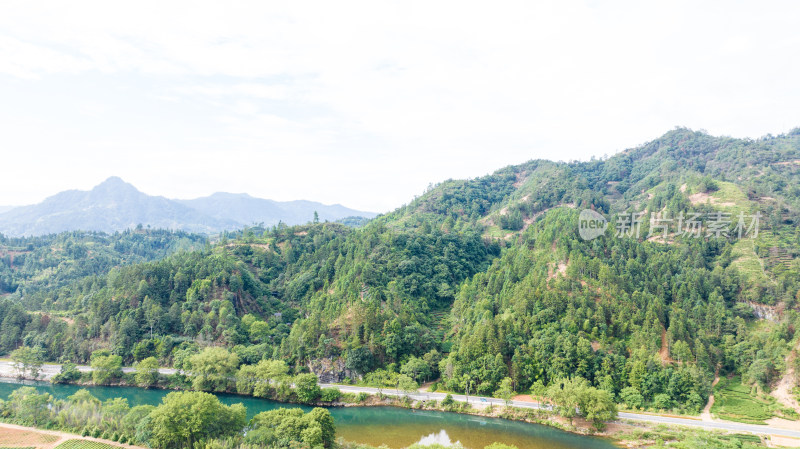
[653,393,672,410]
[620,387,644,409]
[320,388,342,402]
[442,394,455,407]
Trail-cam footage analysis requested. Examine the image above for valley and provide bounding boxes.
[2,127,800,448]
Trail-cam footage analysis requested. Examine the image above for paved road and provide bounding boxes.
[0,361,178,379]
[322,383,800,439]
[2,361,798,438]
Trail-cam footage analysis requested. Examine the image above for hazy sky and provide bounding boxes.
[1,1,799,212]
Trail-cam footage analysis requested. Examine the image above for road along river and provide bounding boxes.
[0,378,617,449]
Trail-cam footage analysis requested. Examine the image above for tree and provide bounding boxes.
[400,356,432,383]
[307,407,335,447]
[546,377,584,424]
[134,356,160,388]
[91,351,123,385]
[461,374,474,405]
[6,387,53,426]
[653,393,672,410]
[671,340,692,363]
[143,296,162,339]
[295,373,321,403]
[581,387,617,430]
[121,405,155,438]
[188,347,240,392]
[147,391,246,449]
[699,175,719,193]
[620,386,644,409]
[248,320,270,343]
[397,374,419,396]
[10,346,44,380]
[236,359,290,397]
[52,361,81,384]
[495,377,514,407]
[250,407,335,448]
[546,376,617,429]
[442,393,455,408]
[345,346,374,375]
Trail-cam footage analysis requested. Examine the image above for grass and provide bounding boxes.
[54,441,119,449]
[730,239,771,285]
[710,376,774,424]
[709,181,751,212]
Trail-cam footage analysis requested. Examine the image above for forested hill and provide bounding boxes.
[0,229,208,297]
[4,127,800,414]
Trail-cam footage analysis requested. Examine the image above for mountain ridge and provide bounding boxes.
[0,177,376,237]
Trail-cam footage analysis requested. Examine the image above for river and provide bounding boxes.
[0,379,618,449]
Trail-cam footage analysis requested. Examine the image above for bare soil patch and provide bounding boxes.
[772,341,800,412]
[688,191,736,207]
[0,426,61,449]
[659,328,676,364]
[0,423,143,449]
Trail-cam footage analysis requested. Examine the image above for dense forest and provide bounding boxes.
[3,127,800,415]
[0,228,207,295]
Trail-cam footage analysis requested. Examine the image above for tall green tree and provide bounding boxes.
[10,346,44,380]
[147,391,246,449]
[294,373,321,403]
[188,347,240,392]
[134,356,160,388]
[91,350,123,385]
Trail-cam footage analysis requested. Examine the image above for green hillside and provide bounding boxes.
[3,127,800,415]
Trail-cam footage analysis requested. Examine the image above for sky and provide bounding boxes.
[1,1,799,213]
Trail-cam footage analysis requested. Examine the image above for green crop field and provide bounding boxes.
[54,441,119,449]
[711,376,774,424]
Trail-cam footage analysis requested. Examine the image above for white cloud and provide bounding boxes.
[0,0,799,211]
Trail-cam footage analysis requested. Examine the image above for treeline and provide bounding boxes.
[0,228,206,297]
[0,386,334,449]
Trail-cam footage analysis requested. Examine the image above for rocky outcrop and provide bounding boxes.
[307,357,358,383]
[749,301,779,322]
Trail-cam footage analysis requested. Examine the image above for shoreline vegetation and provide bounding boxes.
[0,362,785,449]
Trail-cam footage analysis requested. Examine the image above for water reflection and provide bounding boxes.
[0,379,617,449]
[416,429,461,447]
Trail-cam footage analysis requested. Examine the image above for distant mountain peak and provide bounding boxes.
[93,176,138,192]
[0,178,376,236]
[207,192,253,199]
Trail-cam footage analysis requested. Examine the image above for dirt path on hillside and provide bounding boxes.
[659,328,676,364]
[773,343,800,411]
[0,423,144,449]
[700,372,721,422]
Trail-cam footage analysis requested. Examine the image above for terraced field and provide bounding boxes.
[711,376,774,424]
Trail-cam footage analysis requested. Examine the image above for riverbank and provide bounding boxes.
[1,360,797,448]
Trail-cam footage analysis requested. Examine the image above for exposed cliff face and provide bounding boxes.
[749,301,779,322]
[307,357,358,383]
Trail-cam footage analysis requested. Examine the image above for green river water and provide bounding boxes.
[0,379,618,449]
